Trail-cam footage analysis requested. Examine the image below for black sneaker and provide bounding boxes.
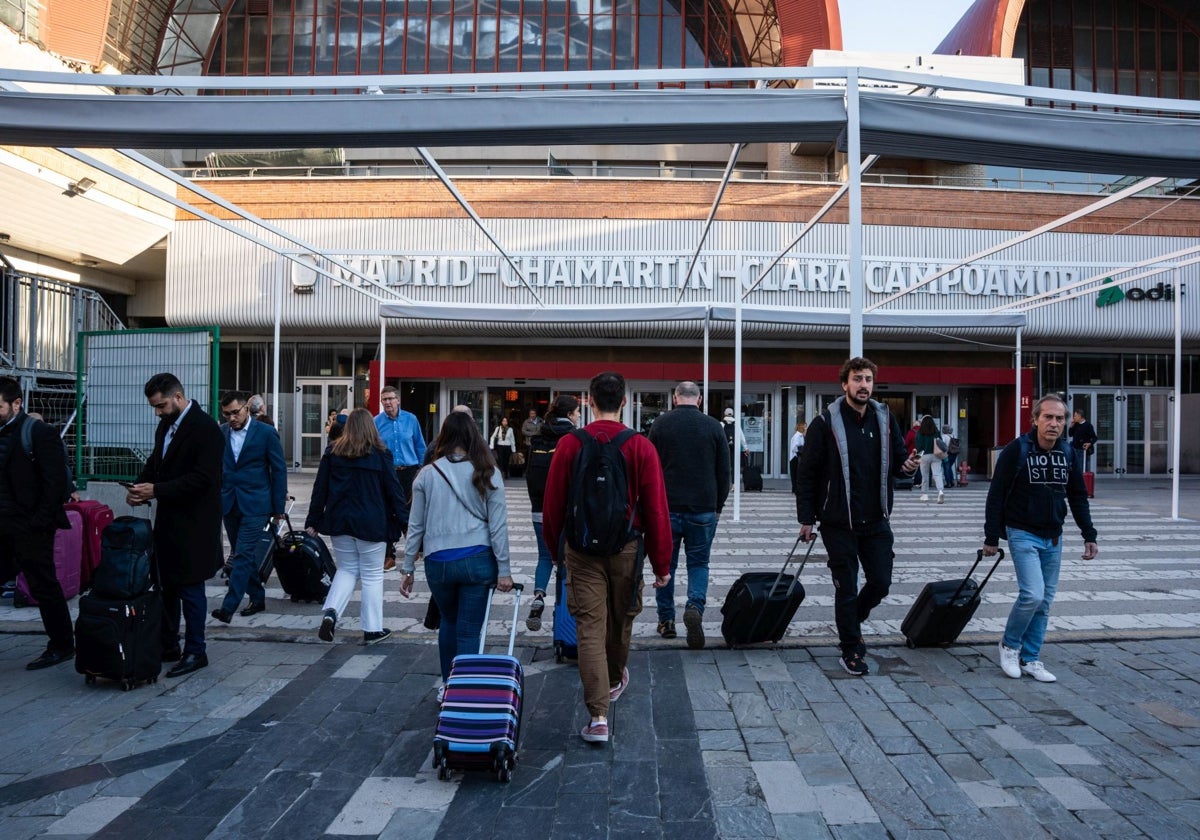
[364,629,392,645]
[683,606,705,650]
[526,592,546,632]
[839,650,869,676]
[318,609,337,642]
[657,620,677,639]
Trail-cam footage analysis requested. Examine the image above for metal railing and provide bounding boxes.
[171,162,1200,197]
[1,268,124,379]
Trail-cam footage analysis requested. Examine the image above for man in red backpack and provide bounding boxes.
[543,371,671,745]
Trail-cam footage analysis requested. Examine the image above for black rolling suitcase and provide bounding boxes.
[721,535,814,647]
[75,589,162,690]
[274,515,336,603]
[742,465,763,492]
[901,549,1004,648]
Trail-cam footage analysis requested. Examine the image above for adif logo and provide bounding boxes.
[1096,277,1182,307]
[1095,277,1124,308]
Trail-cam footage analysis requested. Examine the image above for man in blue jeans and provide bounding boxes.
[648,381,730,649]
[984,394,1098,683]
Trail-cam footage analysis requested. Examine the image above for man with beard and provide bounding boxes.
[794,358,919,676]
[126,373,224,677]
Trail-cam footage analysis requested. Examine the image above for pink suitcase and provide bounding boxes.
[65,500,114,589]
[15,509,84,606]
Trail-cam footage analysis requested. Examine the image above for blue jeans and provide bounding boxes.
[942,454,957,488]
[655,511,719,621]
[425,549,497,681]
[531,519,554,595]
[221,507,268,614]
[1002,527,1062,663]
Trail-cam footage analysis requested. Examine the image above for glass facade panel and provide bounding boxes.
[1015,1,1200,101]
[1070,354,1120,386]
[202,0,746,82]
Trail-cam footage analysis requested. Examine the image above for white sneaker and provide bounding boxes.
[1021,660,1057,682]
[919,494,929,502]
[998,643,1021,679]
[937,492,945,505]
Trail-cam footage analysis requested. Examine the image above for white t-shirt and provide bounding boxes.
[789,431,805,460]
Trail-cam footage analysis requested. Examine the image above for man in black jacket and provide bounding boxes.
[0,377,74,670]
[795,358,919,676]
[126,373,225,678]
[649,381,731,649]
[985,395,1098,683]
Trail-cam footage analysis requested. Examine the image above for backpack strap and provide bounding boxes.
[19,414,36,461]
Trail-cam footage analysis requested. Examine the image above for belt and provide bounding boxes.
[396,465,419,471]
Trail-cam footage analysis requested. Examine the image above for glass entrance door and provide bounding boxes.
[1074,390,1173,476]
[294,379,353,470]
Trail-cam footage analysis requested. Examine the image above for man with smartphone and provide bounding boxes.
[126,373,224,678]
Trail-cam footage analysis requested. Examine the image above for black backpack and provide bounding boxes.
[565,428,637,556]
[93,516,154,599]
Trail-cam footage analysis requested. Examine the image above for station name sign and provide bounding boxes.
[291,252,1096,299]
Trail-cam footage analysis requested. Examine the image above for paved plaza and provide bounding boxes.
[0,477,1197,838]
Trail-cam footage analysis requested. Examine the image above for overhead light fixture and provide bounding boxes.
[0,232,9,242]
[64,177,97,197]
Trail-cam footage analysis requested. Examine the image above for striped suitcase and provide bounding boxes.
[433,584,524,783]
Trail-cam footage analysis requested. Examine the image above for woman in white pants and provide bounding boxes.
[913,414,946,503]
[305,408,408,644]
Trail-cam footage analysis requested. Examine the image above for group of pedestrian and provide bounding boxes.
[794,357,1098,682]
[4,360,1100,743]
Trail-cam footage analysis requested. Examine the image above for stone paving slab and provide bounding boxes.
[0,630,1198,837]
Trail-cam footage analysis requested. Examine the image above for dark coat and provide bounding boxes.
[648,404,731,513]
[137,400,225,586]
[305,447,407,543]
[0,413,70,535]
[220,418,288,517]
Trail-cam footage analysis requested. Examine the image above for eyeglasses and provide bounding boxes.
[221,405,246,418]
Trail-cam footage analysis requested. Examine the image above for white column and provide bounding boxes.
[1172,268,1182,520]
[272,263,282,428]
[1014,327,1022,439]
[733,300,743,522]
[847,69,864,358]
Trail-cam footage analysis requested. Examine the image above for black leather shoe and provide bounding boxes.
[166,653,208,678]
[26,646,75,671]
[210,608,233,624]
[240,602,266,617]
[162,645,182,663]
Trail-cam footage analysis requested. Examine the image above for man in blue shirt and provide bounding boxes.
[374,385,426,560]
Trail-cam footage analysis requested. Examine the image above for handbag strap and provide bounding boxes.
[431,461,488,523]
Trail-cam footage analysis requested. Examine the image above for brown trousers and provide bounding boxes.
[566,539,643,718]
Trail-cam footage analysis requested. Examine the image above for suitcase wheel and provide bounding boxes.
[121,680,133,692]
[497,766,512,784]
[436,759,451,781]
[554,642,564,664]
[85,675,96,685]
[905,639,916,649]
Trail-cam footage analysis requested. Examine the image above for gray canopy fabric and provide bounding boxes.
[0,89,848,149]
[855,93,1200,178]
[2,79,1199,176]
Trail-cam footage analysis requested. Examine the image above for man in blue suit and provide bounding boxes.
[211,390,288,623]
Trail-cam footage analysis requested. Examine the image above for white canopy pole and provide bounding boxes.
[1014,327,1022,439]
[733,300,743,522]
[272,262,282,430]
[847,68,864,358]
[703,307,710,410]
[379,317,388,409]
[1172,267,1182,520]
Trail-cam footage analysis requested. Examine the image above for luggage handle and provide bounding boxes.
[949,548,1004,604]
[747,533,817,643]
[478,583,525,657]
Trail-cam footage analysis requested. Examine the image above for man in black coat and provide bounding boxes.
[0,376,74,670]
[648,380,730,649]
[127,373,224,678]
[795,358,920,677]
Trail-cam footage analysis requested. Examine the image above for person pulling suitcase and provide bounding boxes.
[793,358,919,677]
